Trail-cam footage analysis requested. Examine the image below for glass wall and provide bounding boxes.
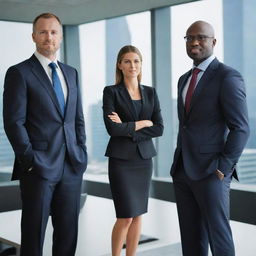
[79,12,151,176]
[0,0,255,190]
[0,21,34,181]
[78,0,256,190]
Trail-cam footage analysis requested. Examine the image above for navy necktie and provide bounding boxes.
[185,68,201,113]
[49,62,65,116]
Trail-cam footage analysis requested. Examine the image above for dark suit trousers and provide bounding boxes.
[19,157,83,256]
[173,156,235,256]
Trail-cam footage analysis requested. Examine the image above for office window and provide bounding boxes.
[0,21,34,182]
[79,12,151,176]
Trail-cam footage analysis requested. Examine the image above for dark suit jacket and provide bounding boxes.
[171,58,250,180]
[3,54,87,180]
[103,83,164,160]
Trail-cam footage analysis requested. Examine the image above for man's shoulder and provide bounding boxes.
[179,70,191,84]
[181,69,191,77]
[215,60,242,78]
[9,55,34,69]
[5,56,36,77]
[58,61,77,73]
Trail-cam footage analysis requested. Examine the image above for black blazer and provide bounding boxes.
[3,55,87,180]
[103,83,164,160]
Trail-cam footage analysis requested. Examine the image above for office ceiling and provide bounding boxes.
[0,0,198,25]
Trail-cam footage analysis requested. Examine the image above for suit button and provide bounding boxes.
[183,125,187,129]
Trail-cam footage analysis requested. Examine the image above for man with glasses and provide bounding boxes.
[170,20,249,256]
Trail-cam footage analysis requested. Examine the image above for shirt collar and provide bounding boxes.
[34,51,59,69]
[193,55,215,72]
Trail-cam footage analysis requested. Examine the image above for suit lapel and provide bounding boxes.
[178,71,191,120]
[189,59,219,113]
[29,55,63,117]
[118,83,137,120]
[138,85,145,120]
[58,62,72,119]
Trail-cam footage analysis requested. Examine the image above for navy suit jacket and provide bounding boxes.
[3,54,87,180]
[103,83,164,160]
[171,58,250,180]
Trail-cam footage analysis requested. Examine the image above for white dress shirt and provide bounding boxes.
[182,55,215,104]
[34,51,68,103]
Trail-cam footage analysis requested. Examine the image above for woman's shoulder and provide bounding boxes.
[103,85,115,92]
[103,84,124,98]
[104,84,122,89]
[141,84,153,88]
[140,84,156,93]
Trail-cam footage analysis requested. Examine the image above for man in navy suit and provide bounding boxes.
[170,21,249,256]
[3,13,87,256]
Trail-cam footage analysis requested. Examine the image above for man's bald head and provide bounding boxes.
[186,21,215,37]
[185,20,216,65]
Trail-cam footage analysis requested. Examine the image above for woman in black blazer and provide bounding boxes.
[103,45,163,256]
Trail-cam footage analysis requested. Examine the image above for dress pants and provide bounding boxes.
[19,157,83,256]
[173,156,235,256]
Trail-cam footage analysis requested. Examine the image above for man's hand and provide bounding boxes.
[215,169,224,180]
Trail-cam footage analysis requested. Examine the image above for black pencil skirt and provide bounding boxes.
[108,156,153,218]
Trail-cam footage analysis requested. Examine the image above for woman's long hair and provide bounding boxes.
[115,45,142,85]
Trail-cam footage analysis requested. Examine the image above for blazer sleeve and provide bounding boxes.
[218,69,250,174]
[132,88,164,143]
[75,69,86,147]
[3,66,34,170]
[102,86,136,137]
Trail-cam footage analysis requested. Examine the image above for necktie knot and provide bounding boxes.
[193,67,201,75]
[49,62,57,70]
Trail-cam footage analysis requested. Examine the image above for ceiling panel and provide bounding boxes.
[0,0,199,25]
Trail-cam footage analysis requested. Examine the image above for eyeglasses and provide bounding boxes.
[184,35,214,43]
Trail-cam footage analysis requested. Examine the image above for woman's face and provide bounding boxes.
[118,52,142,80]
